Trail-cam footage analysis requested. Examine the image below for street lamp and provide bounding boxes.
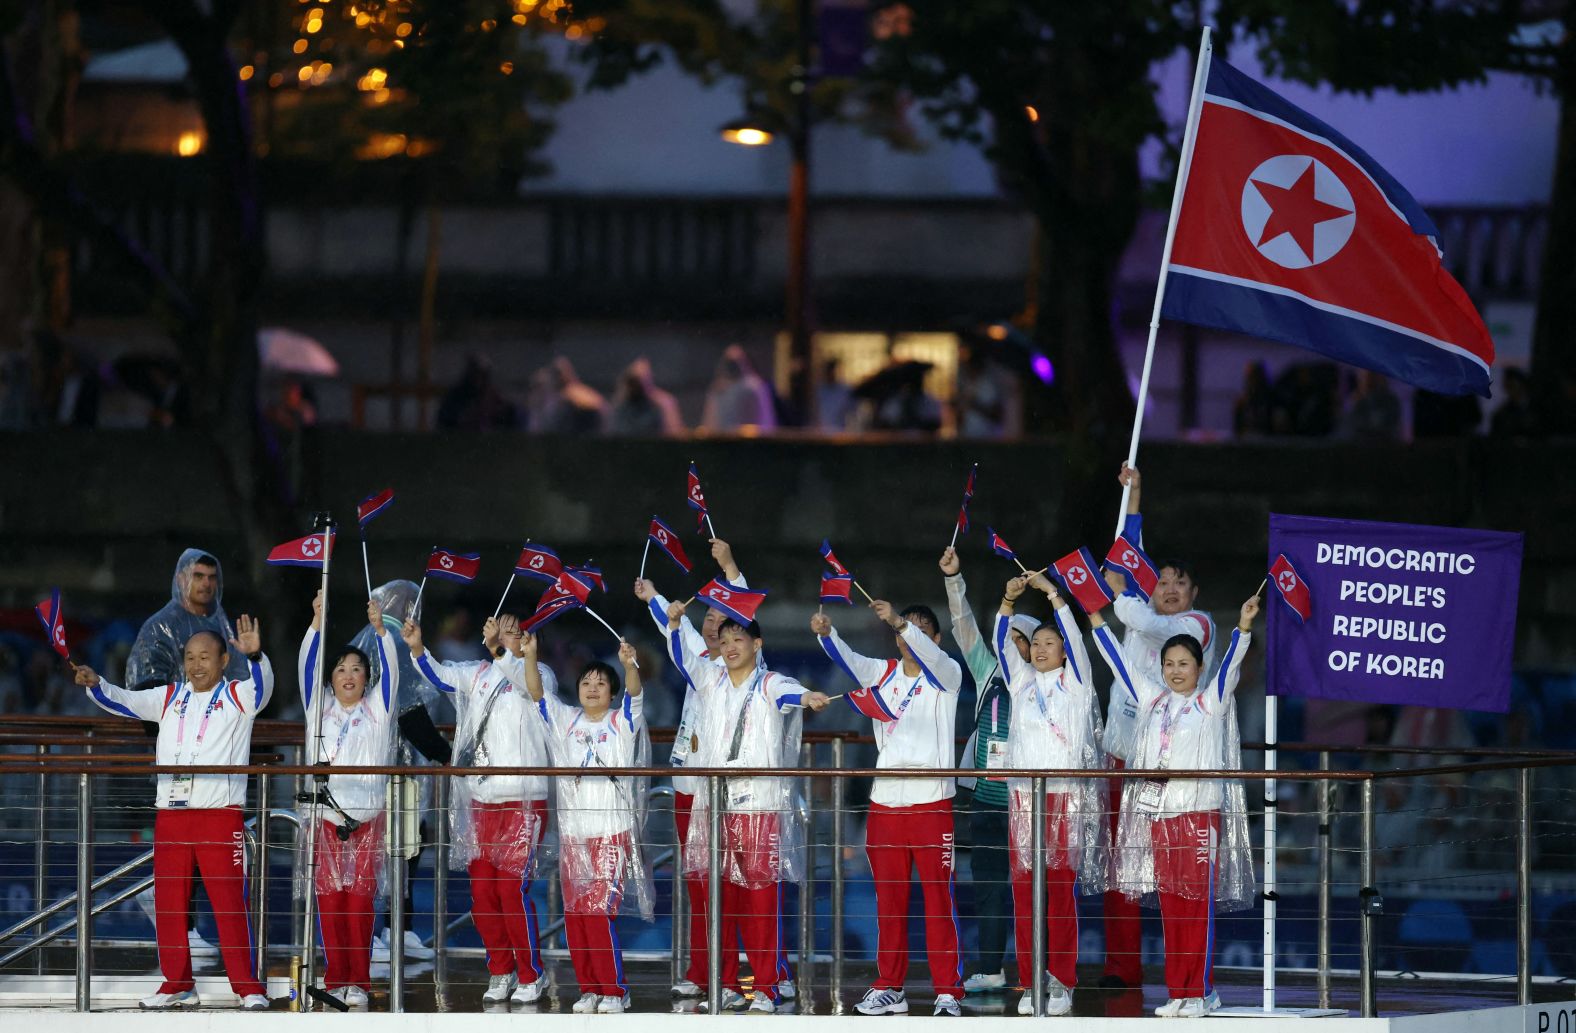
[720,0,814,423]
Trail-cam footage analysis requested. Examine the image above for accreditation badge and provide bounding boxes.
[168,773,195,807]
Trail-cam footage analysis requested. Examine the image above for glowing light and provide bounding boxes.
[238,64,254,81]
[268,72,285,88]
[312,62,332,84]
[986,323,1009,341]
[358,133,408,160]
[565,23,583,39]
[358,67,388,91]
[292,39,308,54]
[371,88,391,104]
[512,13,526,24]
[395,22,412,37]
[297,65,313,82]
[175,131,203,157]
[480,18,497,31]
[1031,354,1054,384]
[499,60,514,75]
[722,126,772,146]
[1026,105,1039,123]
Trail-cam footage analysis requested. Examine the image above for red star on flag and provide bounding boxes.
[1252,162,1353,262]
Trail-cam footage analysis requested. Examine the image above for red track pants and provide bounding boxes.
[865,799,964,996]
[1103,760,1144,983]
[673,792,711,987]
[152,808,264,997]
[313,816,383,990]
[468,799,548,980]
[561,833,632,998]
[1153,811,1219,999]
[1007,792,1080,989]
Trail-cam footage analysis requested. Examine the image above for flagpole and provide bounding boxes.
[853,580,876,605]
[360,534,373,599]
[705,514,717,539]
[492,573,516,620]
[639,532,652,582]
[1264,691,1279,1012]
[412,576,428,619]
[583,606,636,668]
[948,523,961,550]
[299,516,334,1008]
[1115,25,1214,536]
[950,462,976,549]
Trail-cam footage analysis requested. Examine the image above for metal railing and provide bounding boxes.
[0,723,1571,1017]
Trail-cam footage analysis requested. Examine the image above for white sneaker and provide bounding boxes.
[483,973,519,1003]
[1045,978,1073,1017]
[700,988,749,1012]
[342,986,369,1008]
[963,972,1007,992]
[933,994,962,1017]
[399,929,435,959]
[597,995,628,1014]
[854,987,908,1015]
[749,993,776,1014]
[1175,993,1220,1018]
[777,979,796,1001]
[572,992,600,1014]
[139,990,200,1009]
[512,974,549,1004]
[240,994,271,1011]
[1155,998,1185,1018]
[370,930,390,963]
[1018,994,1035,1016]
[671,979,702,997]
[188,929,219,957]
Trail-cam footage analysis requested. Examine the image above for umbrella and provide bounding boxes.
[852,359,934,401]
[259,327,339,377]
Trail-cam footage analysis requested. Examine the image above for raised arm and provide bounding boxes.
[665,600,713,690]
[811,613,893,689]
[1213,594,1260,701]
[368,598,395,715]
[73,664,164,721]
[1119,463,1144,544]
[1091,618,1140,704]
[636,578,707,658]
[710,538,743,583]
[401,617,482,695]
[492,628,546,701]
[940,549,997,686]
[993,575,1031,682]
[879,602,962,692]
[229,615,273,712]
[1112,593,1212,648]
[1029,572,1089,684]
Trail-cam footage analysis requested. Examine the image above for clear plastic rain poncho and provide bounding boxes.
[538,683,654,921]
[680,667,808,889]
[125,548,249,690]
[437,653,553,879]
[297,599,400,898]
[996,610,1110,894]
[1104,628,1256,912]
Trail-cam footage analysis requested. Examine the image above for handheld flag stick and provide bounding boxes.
[948,522,961,551]
[681,595,697,608]
[853,580,876,605]
[583,606,638,668]
[705,513,717,539]
[1115,26,1213,537]
[360,537,373,599]
[492,573,517,620]
[1013,558,1030,575]
[639,535,651,581]
[412,576,428,618]
[1257,577,1268,599]
[298,516,335,1008]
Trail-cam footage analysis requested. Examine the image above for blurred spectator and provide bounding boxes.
[955,342,1011,438]
[1337,370,1401,441]
[607,357,684,436]
[1232,361,1274,437]
[438,353,522,431]
[702,344,777,433]
[1271,362,1337,436]
[43,338,100,428]
[1490,367,1536,438]
[873,374,943,433]
[816,358,854,432]
[263,376,318,433]
[1412,388,1481,438]
[433,609,487,663]
[530,356,608,434]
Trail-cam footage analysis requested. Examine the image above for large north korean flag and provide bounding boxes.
[1162,56,1494,397]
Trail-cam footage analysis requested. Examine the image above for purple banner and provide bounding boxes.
[1267,514,1522,712]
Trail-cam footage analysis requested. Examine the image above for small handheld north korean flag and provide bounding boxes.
[819,539,850,577]
[955,464,977,537]
[845,685,899,723]
[522,585,584,632]
[356,488,395,528]
[557,565,605,603]
[426,548,481,584]
[35,588,69,660]
[820,572,855,606]
[687,463,711,533]
[1053,547,1116,614]
[1103,535,1160,602]
[988,527,1018,564]
[696,578,769,625]
[514,543,562,584]
[648,517,693,574]
[267,531,336,568]
[1270,553,1312,623]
